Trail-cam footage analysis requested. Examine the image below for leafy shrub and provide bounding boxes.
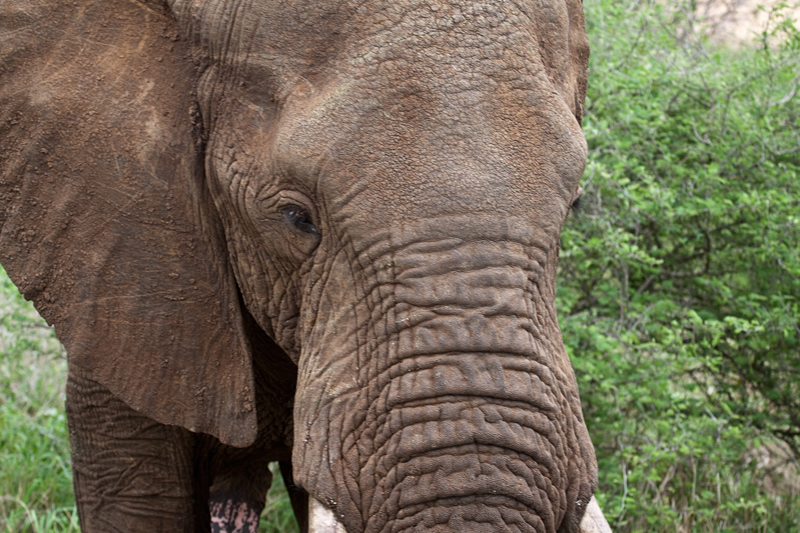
[561,0,800,530]
[0,268,77,532]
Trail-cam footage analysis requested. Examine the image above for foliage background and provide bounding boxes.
[560,0,800,530]
[1,0,799,531]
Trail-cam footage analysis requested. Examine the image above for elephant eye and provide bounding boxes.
[283,204,318,235]
[569,185,584,214]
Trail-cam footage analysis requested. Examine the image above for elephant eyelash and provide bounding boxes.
[283,204,318,234]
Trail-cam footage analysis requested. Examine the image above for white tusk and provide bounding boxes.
[578,496,613,533]
[308,497,348,533]
[308,494,609,533]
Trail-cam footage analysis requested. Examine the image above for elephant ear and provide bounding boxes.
[0,0,257,447]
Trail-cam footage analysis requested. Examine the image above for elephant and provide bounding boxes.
[0,0,612,532]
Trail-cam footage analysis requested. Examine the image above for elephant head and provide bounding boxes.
[0,0,606,531]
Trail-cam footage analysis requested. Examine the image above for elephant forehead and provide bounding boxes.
[183,0,586,221]
[168,0,579,100]
[271,74,586,224]
[341,1,571,82]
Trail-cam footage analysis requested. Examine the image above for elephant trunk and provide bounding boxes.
[294,229,598,532]
[353,352,585,532]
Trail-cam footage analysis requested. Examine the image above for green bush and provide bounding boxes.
[560,0,800,530]
[0,268,78,532]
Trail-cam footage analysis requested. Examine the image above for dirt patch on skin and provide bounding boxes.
[696,0,800,45]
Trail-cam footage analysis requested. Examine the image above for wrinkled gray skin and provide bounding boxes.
[0,0,599,531]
